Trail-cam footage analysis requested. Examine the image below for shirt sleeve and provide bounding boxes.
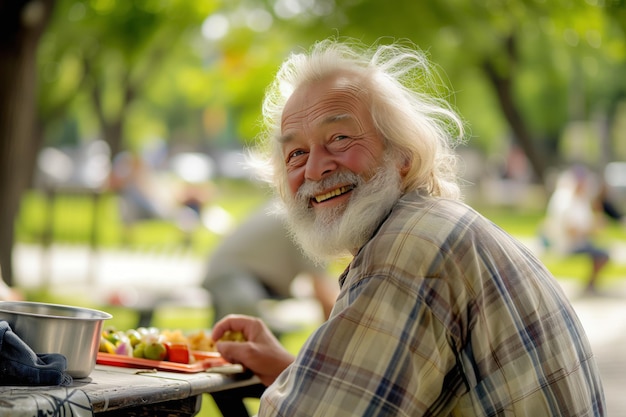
[259,272,459,416]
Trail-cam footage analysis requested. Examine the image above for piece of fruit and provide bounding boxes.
[102,329,122,345]
[133,342,146,358]
[188,330,216,352]
[143,341,167,361]
[218,330,246,342]
[166,342,191,364]
[115,340,133,357]
[99,337,116,354]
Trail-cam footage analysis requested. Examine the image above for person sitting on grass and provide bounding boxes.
[543,164,610,294]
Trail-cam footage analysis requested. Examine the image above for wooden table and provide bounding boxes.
[0,364,264,417]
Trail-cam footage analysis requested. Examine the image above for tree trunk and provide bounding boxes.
[481,35,548,187]
[86,61,138,159]
[0,0,55,286]
[482,59,547,185]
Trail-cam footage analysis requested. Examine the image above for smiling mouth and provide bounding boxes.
[313,185,354,203]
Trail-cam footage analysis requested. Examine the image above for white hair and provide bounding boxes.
[250,37,466,201]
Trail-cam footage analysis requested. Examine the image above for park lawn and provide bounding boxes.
[16,178,270,255]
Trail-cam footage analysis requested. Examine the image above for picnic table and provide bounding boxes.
[0,363,264,416]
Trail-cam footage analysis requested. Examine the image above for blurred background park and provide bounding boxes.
[2,0,626,414]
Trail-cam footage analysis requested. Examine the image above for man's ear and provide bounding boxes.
[399,156,411,177]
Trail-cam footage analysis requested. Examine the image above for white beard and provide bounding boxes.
[282,159,403,264]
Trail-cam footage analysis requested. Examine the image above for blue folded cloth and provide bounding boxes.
[0,320,72,386]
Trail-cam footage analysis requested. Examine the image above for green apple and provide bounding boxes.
[133,342,146,358]
[143,342,167,361]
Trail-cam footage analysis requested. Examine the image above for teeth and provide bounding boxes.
[314,186,353,203]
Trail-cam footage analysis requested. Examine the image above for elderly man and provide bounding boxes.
[212,39,605,416]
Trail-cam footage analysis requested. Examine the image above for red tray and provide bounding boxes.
[97,350,228,373]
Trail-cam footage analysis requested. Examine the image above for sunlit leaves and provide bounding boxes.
[37,0,626,164]
[38,0,222,149]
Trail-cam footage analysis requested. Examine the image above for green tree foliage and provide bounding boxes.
[206,0,626,179]
[38,0,221,156]
[37,0,626,175]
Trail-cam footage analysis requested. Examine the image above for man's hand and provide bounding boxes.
[212,315,295,386]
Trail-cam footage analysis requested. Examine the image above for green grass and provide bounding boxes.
[475,206,545,237]
[16,178,270,255]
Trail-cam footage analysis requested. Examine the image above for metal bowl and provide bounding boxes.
[0,301,112,378]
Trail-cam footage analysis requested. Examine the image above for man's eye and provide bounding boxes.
[287,149,306,163]
[333,135,348,141]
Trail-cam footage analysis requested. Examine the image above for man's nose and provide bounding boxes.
[305,145,337,181]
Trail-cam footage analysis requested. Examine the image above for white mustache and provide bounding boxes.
[295,171,362,203]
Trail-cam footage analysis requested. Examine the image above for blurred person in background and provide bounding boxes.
[543,164,610,293]
[202,201,338,328]
[109,151,169,243]
[175,180,217,246]
[595,178,624,226]
[211,38,605,416]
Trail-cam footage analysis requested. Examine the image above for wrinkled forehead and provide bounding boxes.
[280,72,370,132]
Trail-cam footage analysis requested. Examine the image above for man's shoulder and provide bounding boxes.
[356,195,468,261]
[390,192,476,229]
[346,196,476,290]
[365,193,501,259]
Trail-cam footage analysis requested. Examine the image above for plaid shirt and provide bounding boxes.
[260,191,605,416]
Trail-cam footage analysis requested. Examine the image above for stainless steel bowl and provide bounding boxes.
[0,301,112,378]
